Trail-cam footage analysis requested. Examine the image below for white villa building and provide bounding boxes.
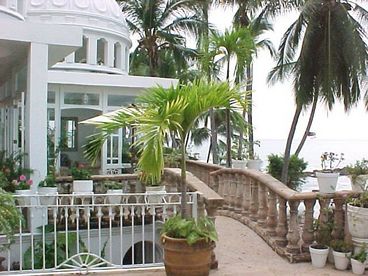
[0,0,177,185]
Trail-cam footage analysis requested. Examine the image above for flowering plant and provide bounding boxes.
[320,152,344,172]
[13,175,33,190]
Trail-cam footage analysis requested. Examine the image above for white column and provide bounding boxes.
[107,40,114,67]
[25,42,48,189]
[87,36,97,65]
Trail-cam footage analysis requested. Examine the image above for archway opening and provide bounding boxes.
[123,241,163,265]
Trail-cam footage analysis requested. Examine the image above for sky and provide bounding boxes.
[208,5,368,140]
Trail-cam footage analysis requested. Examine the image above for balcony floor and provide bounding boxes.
[87,216,351,276]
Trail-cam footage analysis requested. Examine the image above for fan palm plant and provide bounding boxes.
[84,81,243,217]
[268,0,368,183]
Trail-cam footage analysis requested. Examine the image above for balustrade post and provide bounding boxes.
[302,199,316,252]
[210,174,219,193]
[228,173,237,213]
[275,197,288,247]
[222,175,230,211]
[257,183,267,227]
[235,174,244,218]
[286,200,301,253]
[266,189,277,236]
[249,179,259,221]
[241,175,251,222]
[332,198,344,240]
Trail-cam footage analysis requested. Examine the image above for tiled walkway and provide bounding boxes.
[95,216,354,276]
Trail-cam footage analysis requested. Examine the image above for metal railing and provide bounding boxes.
[0,192,198,274]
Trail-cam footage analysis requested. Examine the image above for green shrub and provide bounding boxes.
[267,154,307,191]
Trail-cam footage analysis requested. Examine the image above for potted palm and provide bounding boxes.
[351,245,367,275]
[71,165,93,194]
[84,81,242,275]
[246,141,262,170]
[315,152,344,193]
[346,159,368,192]
[38,175,58,205]
[104,180,123,204]
[330,239,352,270]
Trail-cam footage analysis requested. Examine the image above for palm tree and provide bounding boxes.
[84,81,243,217]
[118,0,204,77]
[209,27,255,167]
[268,0,368,183]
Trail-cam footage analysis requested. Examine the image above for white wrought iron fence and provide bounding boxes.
[0,192,198,275]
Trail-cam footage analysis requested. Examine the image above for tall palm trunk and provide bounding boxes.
[294,94,318,156]
[210,109,219,163]
[246,63,254,159]
[180,135,188,218]
[281,104,302,183]
[226,56,232,168]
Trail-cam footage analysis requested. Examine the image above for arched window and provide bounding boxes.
[124,46,129,72]
[114,42,122,69]
[75,36,87,63]
[97,38,108,65]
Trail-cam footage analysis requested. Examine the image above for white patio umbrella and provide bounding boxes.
[79,109,122,125]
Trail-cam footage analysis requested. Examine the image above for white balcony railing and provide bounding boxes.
[0,192,198,275]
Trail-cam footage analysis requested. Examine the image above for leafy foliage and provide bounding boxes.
[313,206,334,246]
[161,216,218,245]
[104,180,122,190]
[330,239,352,253]
[70,166,91,180]
[267,154,307,191]
[0,190,23,251]
[346,159,368,182]
[38,174,57,188]
[348,191,368,208]
[352,245,368,263]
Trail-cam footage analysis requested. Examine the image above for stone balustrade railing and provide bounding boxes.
[186,160,357,263]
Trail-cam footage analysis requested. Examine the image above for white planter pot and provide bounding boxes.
[232,159,247,169]
[351,258,367,275]
[351,175,368,192]
[315,172,339,193]
[247,159,262,171]
[347,203,368,239]
[145,186,166,204]
[15,189,33,206]
[309,245,329,268]
[73,180,93,194]
[107,189,123,205]
[332,250,351,270]
[38,187,58,206]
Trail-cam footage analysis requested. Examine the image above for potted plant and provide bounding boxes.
[230,140,247,169]
[351,245,367,275]
[315,152,344,193]
[161,216,217,276]
[104,180,123,204]
[330,239,352,270]
[13,175,33,205]
[346,159,368,192]
[246,140,262,170]
[71,165,93,194]
[347,190,368,242]
[38,175,58,205]
[309,209,334,268]
[84,81,242,275]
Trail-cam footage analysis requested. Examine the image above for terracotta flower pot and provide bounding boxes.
[161,234,215,276]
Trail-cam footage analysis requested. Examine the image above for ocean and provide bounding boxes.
[191,138,368,192]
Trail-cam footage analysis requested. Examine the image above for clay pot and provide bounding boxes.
[161,234,215,276]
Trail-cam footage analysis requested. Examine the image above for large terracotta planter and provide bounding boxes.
[315,172,339,193]
[161,234,215,276]
[347,203,368,239]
